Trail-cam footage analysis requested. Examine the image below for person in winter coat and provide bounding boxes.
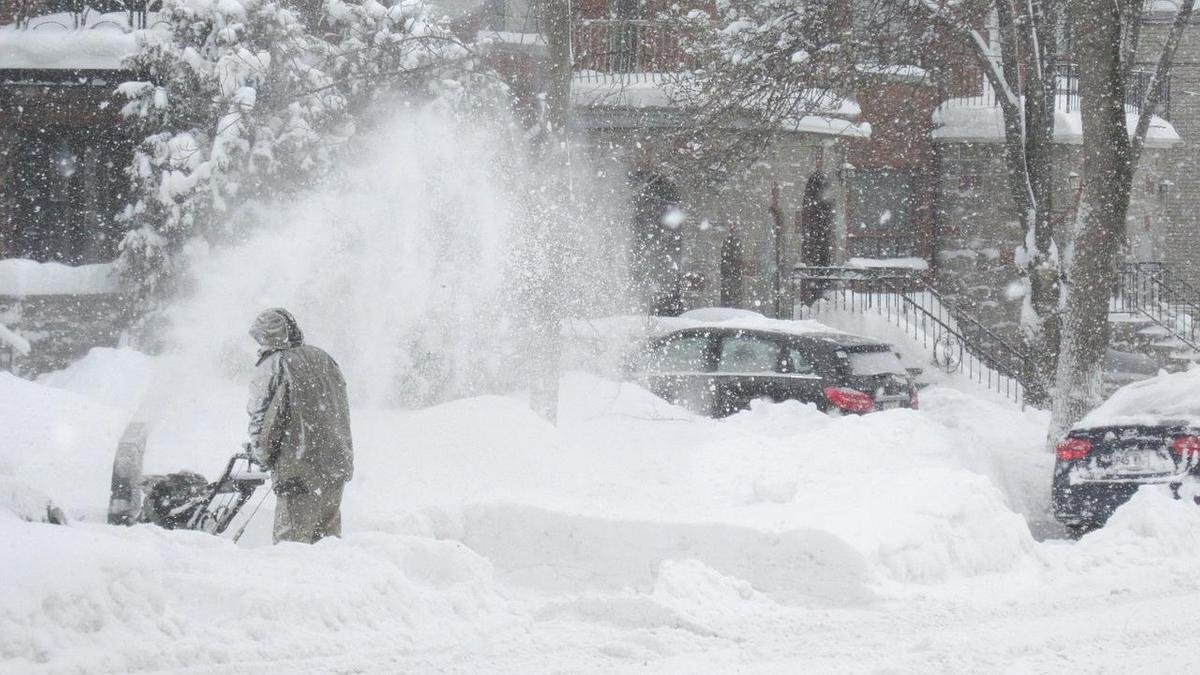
[247,308,353,544]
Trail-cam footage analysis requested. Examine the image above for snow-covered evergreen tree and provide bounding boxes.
[115,0,480,302]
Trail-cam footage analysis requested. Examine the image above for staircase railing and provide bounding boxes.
[1112,261,1200,353]
[0,320,32,375]
[794,266,1037,406]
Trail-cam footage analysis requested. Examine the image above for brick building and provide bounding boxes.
[0,0,141,372]
[472,1,1193,341]
[0,0,1196,373]
[0,1,142,264]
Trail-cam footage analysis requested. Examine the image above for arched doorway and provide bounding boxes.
[799,171,835,267]
[629,169,683,316]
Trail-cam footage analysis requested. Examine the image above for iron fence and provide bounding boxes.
[1113,261,1200,352]
[944,63,1168,119]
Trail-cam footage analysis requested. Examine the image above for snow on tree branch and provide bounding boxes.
[115,0,494,303]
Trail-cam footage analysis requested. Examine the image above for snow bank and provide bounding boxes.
[0,372,131,519]
[6,343,1052,586]
[453,503,873,606]
[37,347,155,413]
[0,476,64,524]
[0,259,119,296]
[0,321,30,356]
[1076,366,1200,429]
[0,521,514,671]
[20,338,1200,670]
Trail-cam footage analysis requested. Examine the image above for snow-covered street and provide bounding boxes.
[5,0,1200,669]
[5,348,1200,673]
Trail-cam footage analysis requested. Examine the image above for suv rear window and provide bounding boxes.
[647,335,710,373]
[847,349,906,376]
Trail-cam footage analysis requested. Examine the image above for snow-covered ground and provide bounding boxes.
[5,342,1200,673]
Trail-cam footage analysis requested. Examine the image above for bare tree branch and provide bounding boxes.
[1130,0,1195,166]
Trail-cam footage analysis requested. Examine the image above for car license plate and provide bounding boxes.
[1112,448,1167,474]
[877,399,902,410]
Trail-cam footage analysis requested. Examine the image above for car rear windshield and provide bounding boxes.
[846,349,906,376]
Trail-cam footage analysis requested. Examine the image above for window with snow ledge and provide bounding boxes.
[5,127,132,265]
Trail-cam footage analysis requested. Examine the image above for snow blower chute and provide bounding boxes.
[108,423,269,538]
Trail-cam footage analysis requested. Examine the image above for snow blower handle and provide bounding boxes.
[242,441,269,469]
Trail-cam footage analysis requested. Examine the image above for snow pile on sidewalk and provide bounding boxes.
[0,522,515,671]
[9,340,1200,671]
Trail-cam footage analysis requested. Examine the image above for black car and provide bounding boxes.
[1052,370,1200,537]
[631,327,917,417]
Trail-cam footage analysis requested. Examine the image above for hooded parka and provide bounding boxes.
[247,308,353,542]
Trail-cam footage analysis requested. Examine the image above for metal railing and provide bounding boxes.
[10,0,162,30]
[794,266,1036,405]
[1113,261,1200,352]
[0,320,31,376]
[572,19,692,82]
[943,63,1168,119]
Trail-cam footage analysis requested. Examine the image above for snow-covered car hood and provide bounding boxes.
[1076,367,1200,429]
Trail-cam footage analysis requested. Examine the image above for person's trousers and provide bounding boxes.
[274,480,344,544]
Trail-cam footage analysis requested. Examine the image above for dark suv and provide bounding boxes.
[1052,370,1200,536]
[630,327,917,417]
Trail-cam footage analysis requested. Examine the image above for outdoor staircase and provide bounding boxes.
[792,266,1036,406]
[1109,262,1200,373]
[0,319,30,375]
[792,261,1200,408]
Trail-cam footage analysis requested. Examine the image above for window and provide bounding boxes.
[718,335,783,374]
[10,128,131,264]
[848,350,907,376]
[647,335,709,373]
[785,347,816,375]
[848,168,917,258]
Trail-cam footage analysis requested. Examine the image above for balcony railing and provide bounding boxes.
[945,63,1170,119]
[9,0,162,30]
[572,19,692,82]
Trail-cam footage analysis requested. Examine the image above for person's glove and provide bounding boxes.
[244,441,269,468]
[273,477,308,496]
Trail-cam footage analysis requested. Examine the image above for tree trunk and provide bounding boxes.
[1049,0,1133,442]
[525,0,574,423]
[1019,0,1062,407]
[953,0,1061,405]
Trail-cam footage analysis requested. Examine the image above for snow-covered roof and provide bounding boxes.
[932,96,1182,147]
[847,257,929,271]
[571,74,871,139]
[0,13,142,71]
[0,259,120,296]
[855,63,929,83]
[667,308,850,339]
[1076,367,1200,429]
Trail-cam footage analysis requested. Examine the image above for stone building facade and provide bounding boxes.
[934,130,1181,337]
[1136,13,1200,289]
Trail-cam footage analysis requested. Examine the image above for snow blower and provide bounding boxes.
[108,423,270,539]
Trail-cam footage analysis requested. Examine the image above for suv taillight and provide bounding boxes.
[908,386,919,410]
[1055,438,1093,461]
[823,387,875,414]
[1172,436,1200,458]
